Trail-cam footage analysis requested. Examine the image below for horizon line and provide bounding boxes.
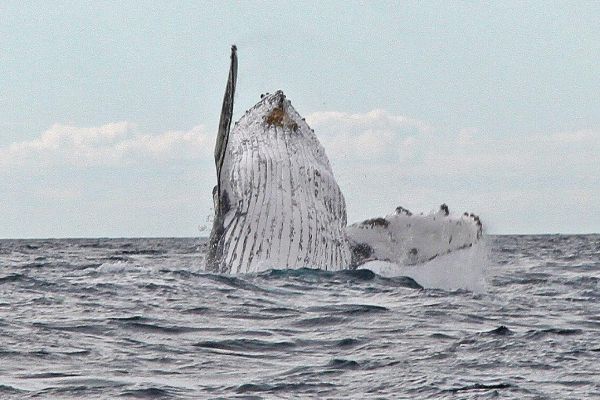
[1,233,599,240]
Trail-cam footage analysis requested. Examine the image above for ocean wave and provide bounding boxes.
[1,236,599,399]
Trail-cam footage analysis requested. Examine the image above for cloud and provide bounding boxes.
[2,114,599,235]
[306,109,600,232]
[11,115,597,183]
[306,109,433,162]
[0,122,215,169]
[307,110,600,182]
[0,121,218,238]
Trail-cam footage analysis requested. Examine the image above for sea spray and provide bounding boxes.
[363,239,489,292]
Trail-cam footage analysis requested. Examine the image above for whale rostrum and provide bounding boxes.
[206,47,483,274]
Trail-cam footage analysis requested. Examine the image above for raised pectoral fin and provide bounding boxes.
[214,45,238,209]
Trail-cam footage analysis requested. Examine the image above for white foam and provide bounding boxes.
[96,261,142,274]
[364,239,489,292]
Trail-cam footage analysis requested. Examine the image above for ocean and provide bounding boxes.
[0,235,598,399]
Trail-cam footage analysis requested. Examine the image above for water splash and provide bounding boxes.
[363,239,489,292]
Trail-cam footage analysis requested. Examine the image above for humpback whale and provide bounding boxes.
[206,46,483,274]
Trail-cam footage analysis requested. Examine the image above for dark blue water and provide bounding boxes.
[0,235,599,399]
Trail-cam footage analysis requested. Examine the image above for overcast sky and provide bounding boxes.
[2,1,599,238]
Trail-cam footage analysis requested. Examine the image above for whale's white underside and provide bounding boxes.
[211,92,351,273]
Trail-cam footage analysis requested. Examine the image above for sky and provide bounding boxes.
[1,1,599,238]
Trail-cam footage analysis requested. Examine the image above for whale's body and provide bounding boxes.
[206,47,483,274]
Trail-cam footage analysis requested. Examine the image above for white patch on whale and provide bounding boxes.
[345,205,483,266]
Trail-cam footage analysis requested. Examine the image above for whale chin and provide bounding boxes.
[206,46,483,274]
